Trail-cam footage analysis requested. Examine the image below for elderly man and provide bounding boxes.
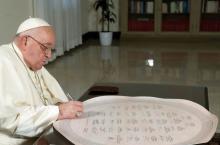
[0,17,83,145]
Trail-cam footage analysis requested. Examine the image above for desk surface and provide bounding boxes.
[35,82,211,145]
[80,83,209,109]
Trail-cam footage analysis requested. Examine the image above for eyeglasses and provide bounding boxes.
[26,35,55,54]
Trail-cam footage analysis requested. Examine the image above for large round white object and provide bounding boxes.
[54,96,218,145]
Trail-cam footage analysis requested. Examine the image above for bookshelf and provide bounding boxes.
[120,0,220,35]
[161,0,190,32]
[128,0,155,31]
[200,0,220,32]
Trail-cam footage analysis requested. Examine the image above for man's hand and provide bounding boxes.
[57,101,83,120]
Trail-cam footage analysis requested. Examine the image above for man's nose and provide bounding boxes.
[45,50,52,59]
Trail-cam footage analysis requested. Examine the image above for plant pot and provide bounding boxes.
[99,32,113,46]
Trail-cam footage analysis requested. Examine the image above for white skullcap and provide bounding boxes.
[16,17,51,34]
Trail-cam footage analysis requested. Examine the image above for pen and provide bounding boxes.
[66,93,82,117]
[66,93,74,101]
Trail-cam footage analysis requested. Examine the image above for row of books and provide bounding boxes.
[162,0,189,14]
[202,0,220,13]
[128,19,154,31]
[200,19,220,31]
[129,0,154,14]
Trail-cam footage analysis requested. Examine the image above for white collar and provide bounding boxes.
[11,42,32,71]
[11,42,24,60]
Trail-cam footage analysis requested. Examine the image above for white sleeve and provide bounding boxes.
[0,106,59,137]
[0,58,59,137]
[15,105,59,137]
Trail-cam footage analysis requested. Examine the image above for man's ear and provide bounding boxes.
[18,35,29,51]
[25,37,27,46]
[23,36,27,46]
[20,35,28,47]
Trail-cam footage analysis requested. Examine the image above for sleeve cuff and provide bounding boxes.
[48,105,59,122]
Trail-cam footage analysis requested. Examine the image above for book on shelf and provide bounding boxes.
[129,0,154,14]
[162,3,168,13]
[130,0,136,14]
[202,0,220,14]
[219,0,220,13]
[146,1,154,14]
[136,1,141,14]
[202,0,207,13]
[162,0,189,14]
[206,1,219,13]
[179,1,184,13]
[182,0,189,13]
[170,1,177,13]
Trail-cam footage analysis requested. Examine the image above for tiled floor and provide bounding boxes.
[46,38,220,133]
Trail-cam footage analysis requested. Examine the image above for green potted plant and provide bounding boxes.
[93,0,117,46]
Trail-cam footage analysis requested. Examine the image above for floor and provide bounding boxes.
[46,38,220,133]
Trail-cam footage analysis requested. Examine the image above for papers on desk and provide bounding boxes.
[53,96,218,145]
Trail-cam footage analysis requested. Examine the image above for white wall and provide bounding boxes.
[81,0,89,34]
[0,0,33,45]
[0,0,118,45]
[88,0,119,32]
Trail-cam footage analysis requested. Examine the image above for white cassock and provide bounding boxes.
[0,43,68,145]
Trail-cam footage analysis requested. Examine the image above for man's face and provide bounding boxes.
[22,27,55,71]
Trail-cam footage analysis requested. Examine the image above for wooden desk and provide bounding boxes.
[80,82,209,110]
